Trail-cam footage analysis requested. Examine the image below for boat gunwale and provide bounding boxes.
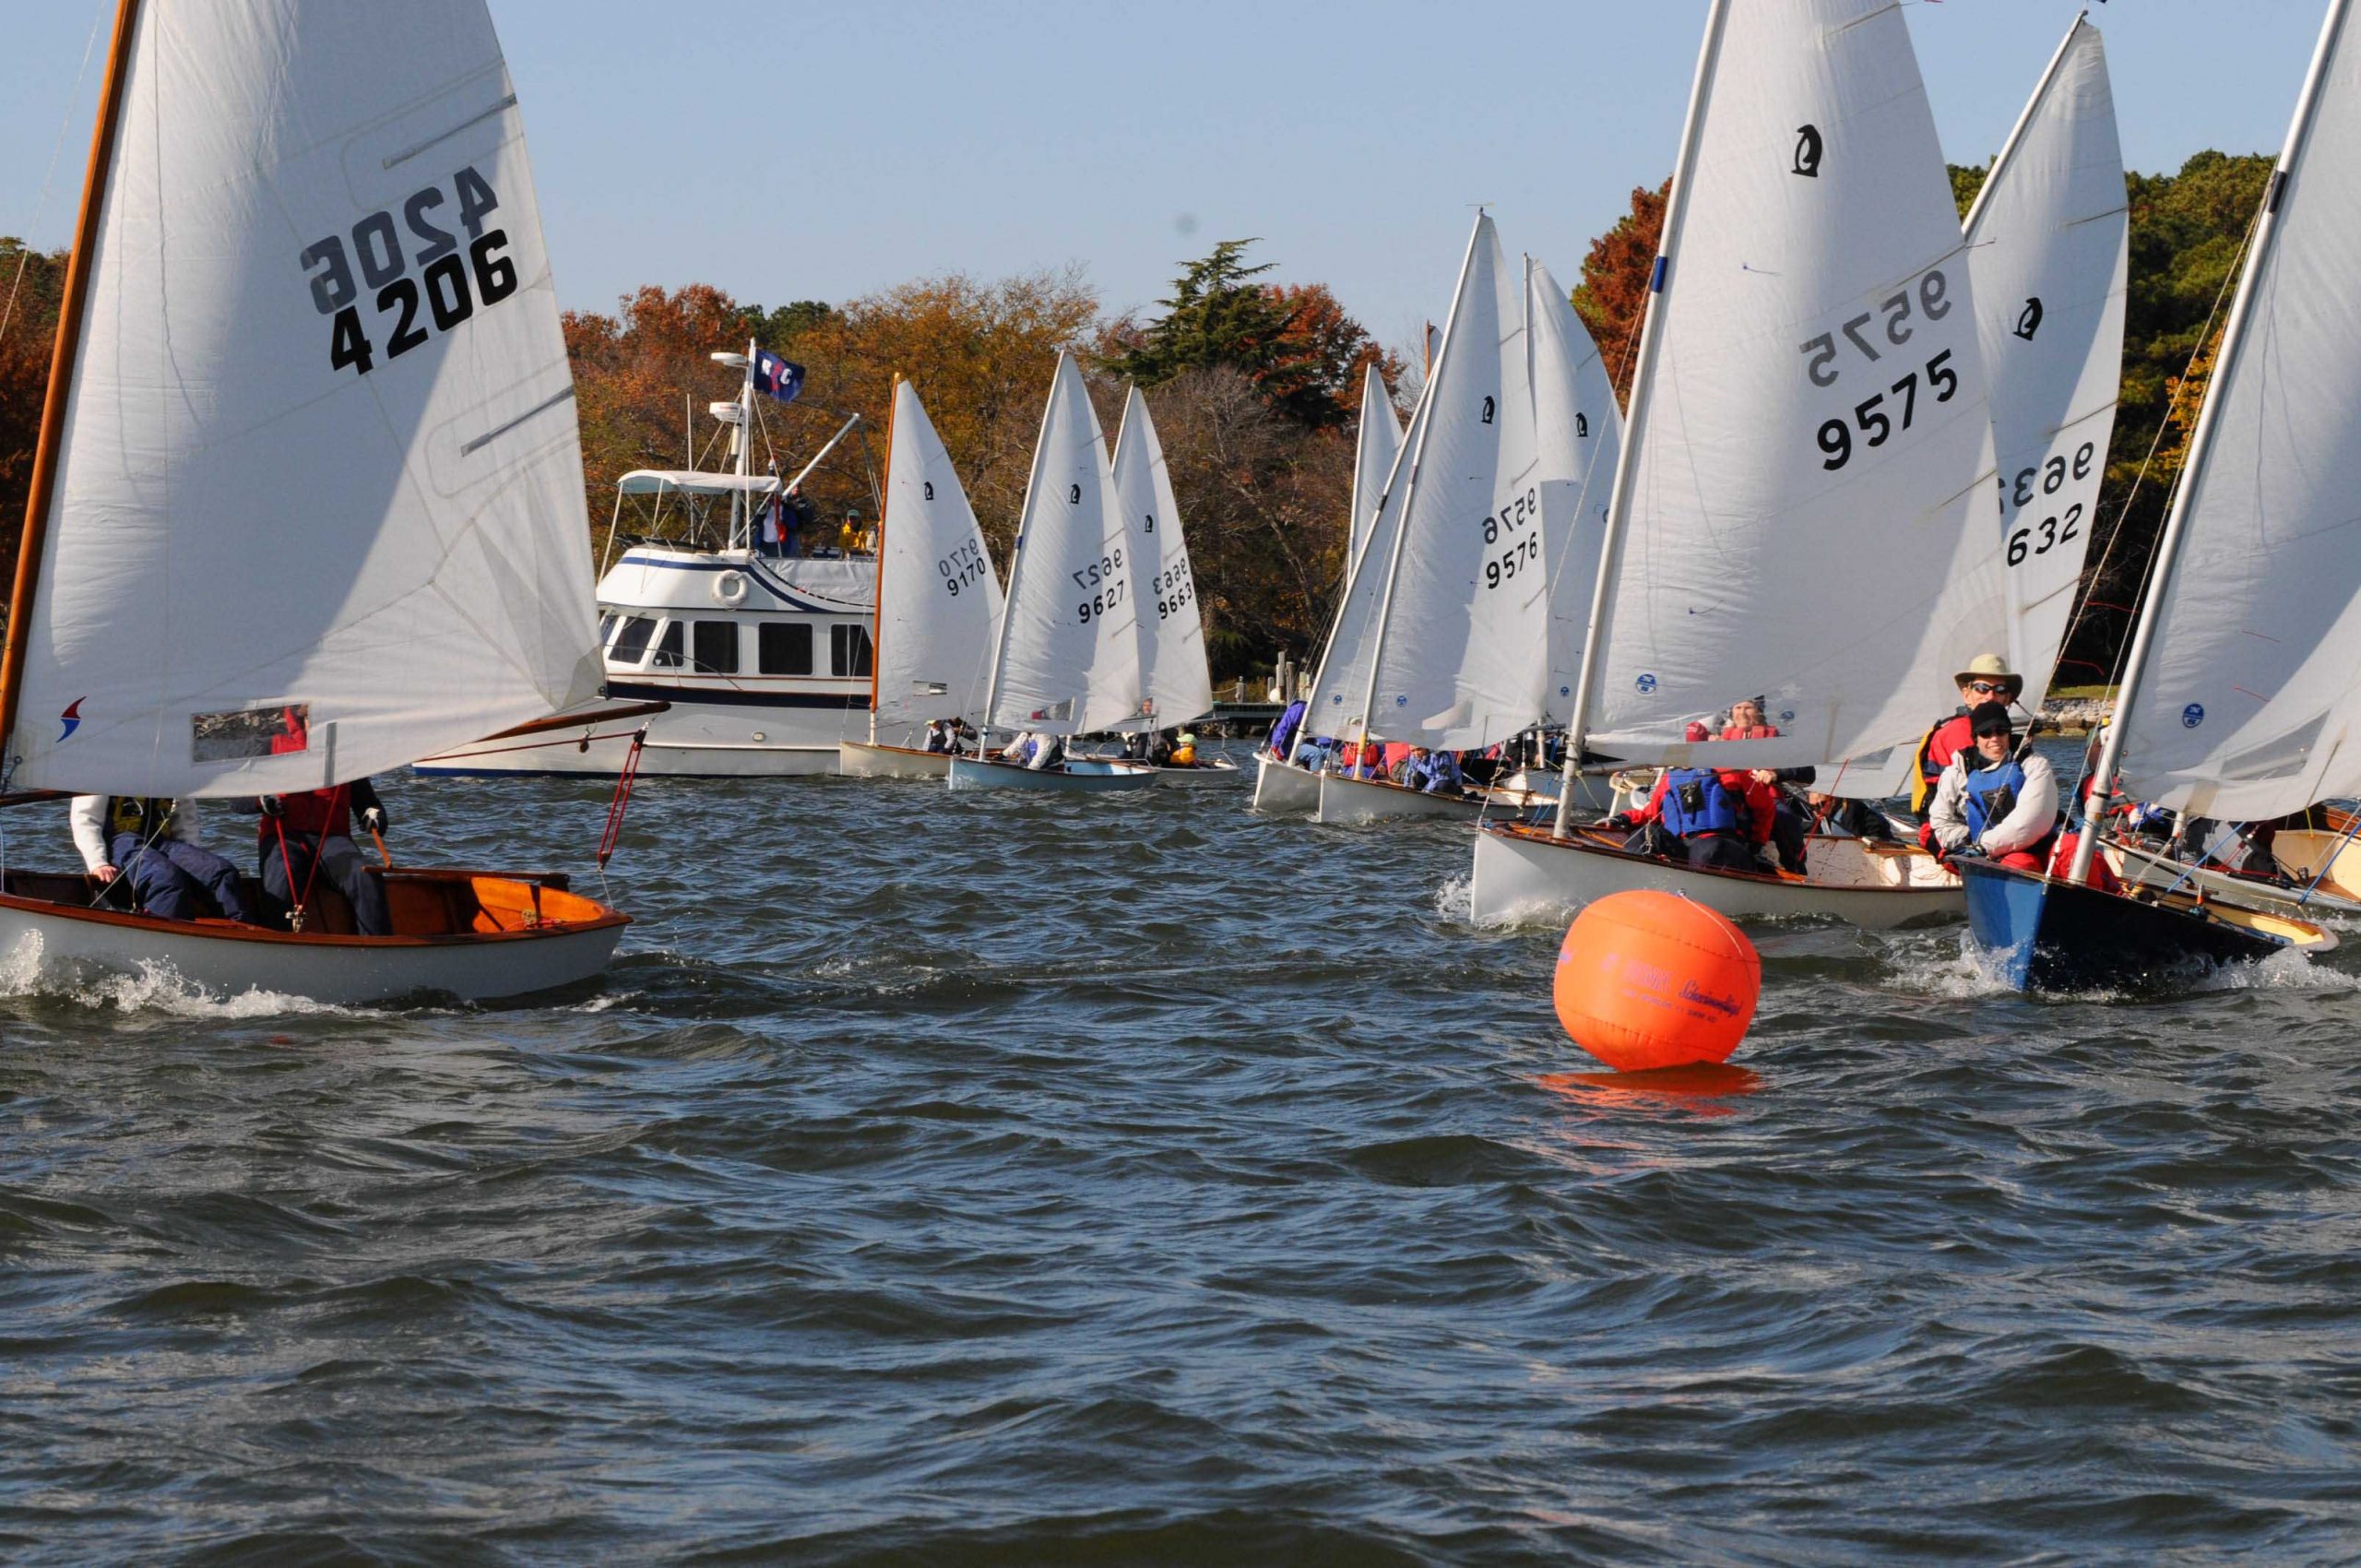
[0,873,629,949]
[1482,819,1956,899]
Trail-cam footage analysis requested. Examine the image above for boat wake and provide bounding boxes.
[0,937,353,1019]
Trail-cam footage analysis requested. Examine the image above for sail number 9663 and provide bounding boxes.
[302,166,516,377]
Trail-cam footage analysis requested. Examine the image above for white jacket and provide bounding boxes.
[1928,751,2058,859]
[69,795,210,873]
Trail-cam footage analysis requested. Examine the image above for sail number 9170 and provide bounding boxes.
[301,166,516,377]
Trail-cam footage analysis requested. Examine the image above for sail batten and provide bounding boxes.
[9,0,600,796]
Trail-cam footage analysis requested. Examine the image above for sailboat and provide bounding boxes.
[1961,0,2359,992]
[948,352,1157,793]
[1107,386,1232,784]
[838,377,1005,778]
[0,0,629,1004]
[1470,0,2016,929]
[1251,362,1402,813]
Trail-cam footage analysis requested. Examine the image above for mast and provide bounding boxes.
[2070,0,2351,879]
[1961,11,2089,238]
[0,0,141,770]
[1552,0,1734,837]
[974,351,1071,765]
[869,374,900,744]
[1348,221,1484,766]
[732,338,755,551]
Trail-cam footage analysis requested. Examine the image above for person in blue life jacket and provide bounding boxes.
[1600,755,1781,874]
[69,795,255,923]
[1928,704,2059,870]
[1422,748,1466,795]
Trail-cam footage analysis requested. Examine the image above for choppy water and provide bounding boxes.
[6,751,2361,1564]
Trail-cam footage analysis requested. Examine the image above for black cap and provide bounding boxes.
[1971,704,2016,740]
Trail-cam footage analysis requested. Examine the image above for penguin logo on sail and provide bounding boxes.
[1574,412,1590,438]
[1480,396,1496,426]
[58,697,83,742]
[1792,125,1823,179]
[2182,703,2205,729]
[1068,483,1081,505]
[2014,297,2045,341]
[923,481,934,500]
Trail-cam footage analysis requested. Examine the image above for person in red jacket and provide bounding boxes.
[1910,654,2023,849]
[241,779,392,935]
[1603,760,1780,874]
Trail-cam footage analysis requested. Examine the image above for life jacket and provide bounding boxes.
[1911,709,1975,813]
[1720,723,1780,741]
[1169,743,1197,766]
[275,787,351,840]
[105,796,173,840]
[1964,758,2055,857]
[1659,767,1744,837]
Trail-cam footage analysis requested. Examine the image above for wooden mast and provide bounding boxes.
[868,374,899,743]
[0,0,141,766]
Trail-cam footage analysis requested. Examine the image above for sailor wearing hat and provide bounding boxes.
[1909,653,2025,849]
[1928,704,2058,870]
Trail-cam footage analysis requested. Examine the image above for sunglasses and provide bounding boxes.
[1965,681,2010,695]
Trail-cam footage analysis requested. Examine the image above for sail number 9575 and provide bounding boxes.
[301,166,516,378]
[1815,350,1956,471]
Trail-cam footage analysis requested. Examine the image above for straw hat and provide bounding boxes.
[1952,653,2023,697]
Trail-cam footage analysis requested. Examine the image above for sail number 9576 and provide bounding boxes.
[1480,487,1540,590]
[301,166,516,377]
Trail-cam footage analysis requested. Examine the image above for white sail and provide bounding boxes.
[984,352,1141,738]
[9,0,599,796]
[874,380,1003,731]
[1112,387,1212,729]
[1347,363,1403,566]
[1584,0,2007,771]
[1528,257,1624,723]
[1968,16,2129,713]
[1355,213,1542,751]
[2116,3,2361,819]
[1299,393,1428,747]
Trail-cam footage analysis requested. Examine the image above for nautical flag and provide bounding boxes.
[753,349,805,403]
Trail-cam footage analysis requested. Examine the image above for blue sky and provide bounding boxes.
[0,2,2325,357]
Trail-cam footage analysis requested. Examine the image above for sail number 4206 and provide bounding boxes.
[302,166,517,377]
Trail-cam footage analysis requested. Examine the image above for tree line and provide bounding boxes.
[0,148,2274,683]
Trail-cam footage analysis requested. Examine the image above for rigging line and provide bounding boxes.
[0,3,108,350]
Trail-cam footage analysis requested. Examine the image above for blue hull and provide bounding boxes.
[1957,858,2291,993]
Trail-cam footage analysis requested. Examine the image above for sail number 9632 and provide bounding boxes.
[302,166,516,377]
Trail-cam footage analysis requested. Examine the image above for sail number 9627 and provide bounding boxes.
[301,166,516,377]
[1074,548,1126,624]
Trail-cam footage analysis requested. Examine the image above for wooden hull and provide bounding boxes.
[2271,826,2361,901]
[944,755,1159,793]
[2106,835,2361,922]
[1957,857,2333,993]
[1468,823,1963,930]
[0,868,626,1005]
[1251,754,1323,814]
[836,741,951,779]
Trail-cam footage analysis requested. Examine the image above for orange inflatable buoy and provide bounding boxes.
[1552,890,1760,1073]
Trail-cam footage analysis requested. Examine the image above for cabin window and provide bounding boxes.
[651,620,684,670]
[758,622,813,675]
[610,615,657,664]
[598,612,618,647]
[693,620,739,675]
[831,624,874,678]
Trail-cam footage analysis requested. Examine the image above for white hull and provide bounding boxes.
[0,876,625,1005]
[837,741,952,779]
[1251,754,1323,814]
[1315,771,1489,824]
[1149,758,1242,788]
[1467,826,1964,930]
[2106,837,2361,922]
[418,703,858,778]
[945,755,1159,793]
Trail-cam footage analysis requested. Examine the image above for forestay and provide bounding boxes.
[1528,257,1623,723]
[984,352,1142,738]
[1347,363,1404,567]
[1584,0,2006,771]
[1968,16,2128,713]
[1358,213,1543,752]
[1113,387,1212,728]
[9,0,600,796]
[2116,5,2361,819]
[875,380,1003,731]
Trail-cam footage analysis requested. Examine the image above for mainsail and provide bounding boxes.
[1347,363,1404,567]
[1356,212,1543,752]
[873,379,1003,732]
[1112,387,1213,729]
[2112,0,2361,819]
[1580,0,2007,772]
[8,0,600,796]
[1528,258,1624,724]
[982,352,1141,738]
[1298,385,1428,751]
[1967,16,2129,714]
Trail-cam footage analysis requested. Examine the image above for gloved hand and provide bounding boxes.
[1952,841,1987,861]
[361,805,388,835]
[258,795,283,818]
